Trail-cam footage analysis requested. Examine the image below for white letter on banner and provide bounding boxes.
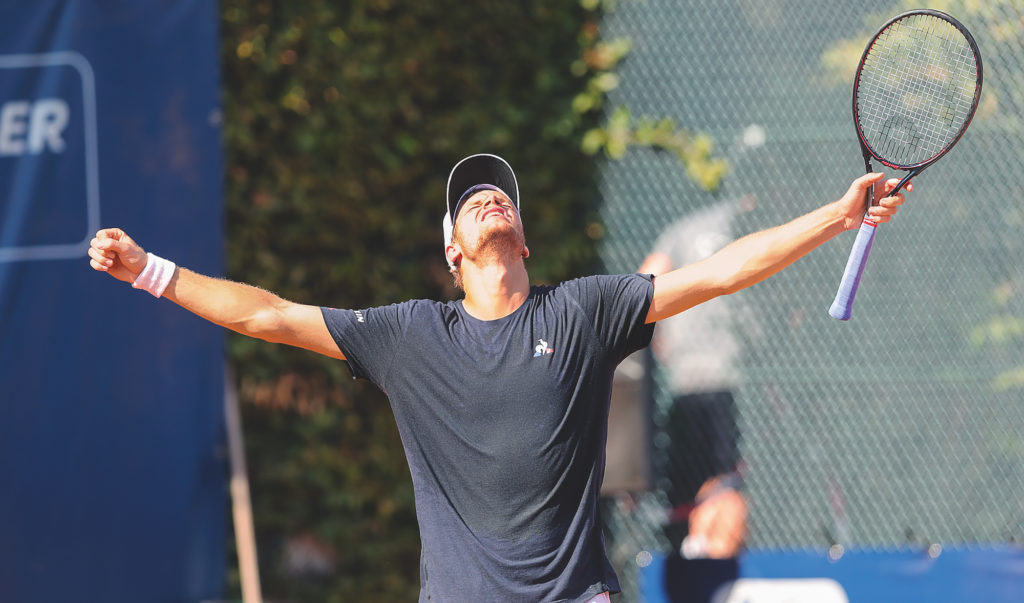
[0,101,30,155]
[29,99,69,153]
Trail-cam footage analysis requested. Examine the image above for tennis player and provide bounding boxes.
[88,154,907,602]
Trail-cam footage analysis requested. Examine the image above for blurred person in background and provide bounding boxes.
[639,195,756,559]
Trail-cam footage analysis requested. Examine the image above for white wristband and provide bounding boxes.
[132,252,176,298]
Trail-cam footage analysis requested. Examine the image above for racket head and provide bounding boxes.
[853,10,983,171]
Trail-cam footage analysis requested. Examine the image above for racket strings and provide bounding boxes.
[857,14,978,167]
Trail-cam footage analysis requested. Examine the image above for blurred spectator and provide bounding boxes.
[639,195,758,558]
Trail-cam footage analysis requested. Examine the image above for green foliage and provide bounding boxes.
[971,285,1024,392]
[221,1,614,600]
[220,1,722,599]
[572,31,728,191]
[582,107,729,191]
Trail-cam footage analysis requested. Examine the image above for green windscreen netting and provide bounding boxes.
[596,1,1023,598]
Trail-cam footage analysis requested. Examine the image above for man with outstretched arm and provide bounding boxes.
[89,154,906,602]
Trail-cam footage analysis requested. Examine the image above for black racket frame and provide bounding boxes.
[852,8,984,200]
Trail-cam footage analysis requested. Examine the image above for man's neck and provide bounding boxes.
[460,259,530,321]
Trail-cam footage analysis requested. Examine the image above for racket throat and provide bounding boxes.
[890,170,918,197]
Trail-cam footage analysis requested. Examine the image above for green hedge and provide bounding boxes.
[221,1,614,600]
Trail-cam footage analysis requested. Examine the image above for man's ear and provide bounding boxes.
[445,243,462,269]
[522,245,530,259]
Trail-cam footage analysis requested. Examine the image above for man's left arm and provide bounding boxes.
[646,173,907,323]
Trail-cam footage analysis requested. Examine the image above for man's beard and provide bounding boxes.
[458,221,525,265]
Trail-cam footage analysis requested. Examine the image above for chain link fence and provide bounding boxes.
[596,0,1024,598]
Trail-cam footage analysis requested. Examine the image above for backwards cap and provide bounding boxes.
[443,154,520,269]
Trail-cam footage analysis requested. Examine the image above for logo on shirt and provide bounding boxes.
[354,310,365,323]
[533,338,554,357]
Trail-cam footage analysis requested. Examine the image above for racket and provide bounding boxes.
[828,9,983,320]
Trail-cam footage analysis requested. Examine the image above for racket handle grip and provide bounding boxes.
[829,219,877,321]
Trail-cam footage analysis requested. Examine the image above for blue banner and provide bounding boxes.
[0,2,224,601]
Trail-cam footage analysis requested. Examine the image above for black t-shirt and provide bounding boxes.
[321,274,654,602]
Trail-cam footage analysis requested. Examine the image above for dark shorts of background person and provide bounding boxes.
[662,390,740,549]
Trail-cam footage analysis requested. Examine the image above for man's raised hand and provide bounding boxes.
[88,228,148,283]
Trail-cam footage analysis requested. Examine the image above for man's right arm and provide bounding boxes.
[645,173,907,323]
[88,228,345,360]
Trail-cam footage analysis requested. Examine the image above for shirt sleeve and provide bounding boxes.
[320,302,410,390]
[564,274,656,361]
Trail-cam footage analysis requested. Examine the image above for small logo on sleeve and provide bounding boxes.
[354,310,365,323]
[533,338,554,357]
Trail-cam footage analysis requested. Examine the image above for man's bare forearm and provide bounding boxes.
[712,201,846,295]
[163,267,290,341]
[160,266,343,358]
[647,202,846,322]
[89,228,345,358]
[645,171,911,324]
